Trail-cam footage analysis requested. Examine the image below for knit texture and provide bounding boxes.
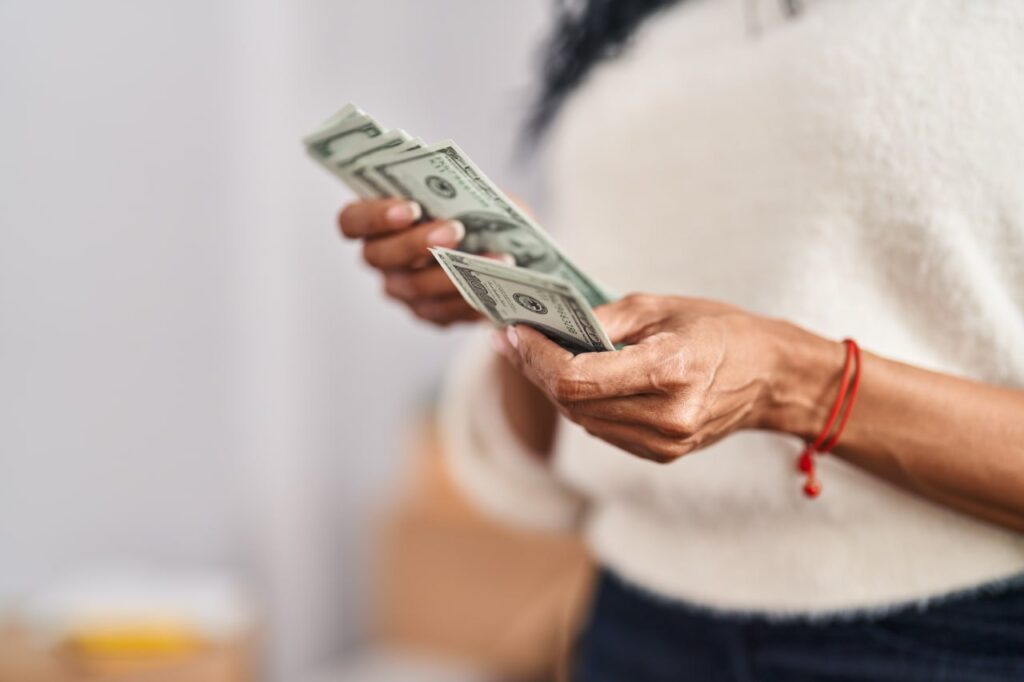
[441,0,1024,613]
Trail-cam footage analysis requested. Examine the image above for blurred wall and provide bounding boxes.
[0,0,551,678]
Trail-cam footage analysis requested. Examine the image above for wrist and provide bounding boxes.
[756,320,848,439]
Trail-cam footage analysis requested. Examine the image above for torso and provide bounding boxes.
[544,0,1024,612]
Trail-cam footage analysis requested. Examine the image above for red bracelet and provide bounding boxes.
[796,339,862,498]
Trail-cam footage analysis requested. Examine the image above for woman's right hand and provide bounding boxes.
[338,197,559,458]
[338,198,488,326]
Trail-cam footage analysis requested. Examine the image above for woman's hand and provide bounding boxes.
[493,293,839,464]
[494,292,1024,530]
[337,197,510,326]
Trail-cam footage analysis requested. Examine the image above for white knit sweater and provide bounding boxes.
[440,0,1024,614]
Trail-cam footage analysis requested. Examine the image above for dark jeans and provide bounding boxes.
[573,569,1024,682]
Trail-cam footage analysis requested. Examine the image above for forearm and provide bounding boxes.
[763,322,1024,530]
[496,352,559,462]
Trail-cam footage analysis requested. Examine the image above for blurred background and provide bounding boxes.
[1,2,590,680]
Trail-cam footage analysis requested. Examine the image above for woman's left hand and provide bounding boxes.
[494,293,837,464]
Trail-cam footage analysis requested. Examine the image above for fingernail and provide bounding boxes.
[426,220,465,246]
[498,253,516,266]
[386,201,421,225]
[506,326,518,349]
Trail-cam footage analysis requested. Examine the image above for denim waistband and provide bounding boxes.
[599,567,1024,625]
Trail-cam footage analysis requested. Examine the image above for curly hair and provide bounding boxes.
[529,0,802,138]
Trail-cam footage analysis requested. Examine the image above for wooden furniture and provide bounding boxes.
[372,418,595,681]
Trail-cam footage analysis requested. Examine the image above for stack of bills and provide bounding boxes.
[303,104,614,353]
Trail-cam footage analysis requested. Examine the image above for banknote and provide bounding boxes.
[349,136,425,198]
[303,106,394,196]
[324,129,412,197]
[302,104,384,163]
[302,103,615,310]
[303,103,360,142]
[363,140,611,307]
[430,247,613,354]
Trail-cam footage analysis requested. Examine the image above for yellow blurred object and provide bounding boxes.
[5,565,255,681]
[0,624,255,682]
[65,620,205,657]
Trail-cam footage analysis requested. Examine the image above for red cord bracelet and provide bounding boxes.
[797,339,862,498]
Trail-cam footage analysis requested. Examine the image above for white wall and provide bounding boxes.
[0,0,552,678]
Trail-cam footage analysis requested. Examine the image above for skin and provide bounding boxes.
[339,198,1024,532]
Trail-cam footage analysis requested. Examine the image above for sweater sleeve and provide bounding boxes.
[438,329,586,532]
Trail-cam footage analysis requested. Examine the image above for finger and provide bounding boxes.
[504,325,575,394]
[491,328,514,356]
[383,265,459,302]
[574,416,694,464]
[583,403,747,451]
[594,293,667,344]
[568,394,670,426]
[362,219,466,269]
[509,325,667,401]
[410,295,480,326]
[338,198,422,238]
[568,395,714,442]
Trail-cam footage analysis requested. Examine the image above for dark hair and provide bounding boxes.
[529,0,802,138]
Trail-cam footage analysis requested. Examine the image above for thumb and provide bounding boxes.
[594,293,662,344]
[505,325,573,388]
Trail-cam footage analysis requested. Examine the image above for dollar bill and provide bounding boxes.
[303,106,395,196]
[362,140,611,308]
[302,104,615,312]
[303,105,384,162]
[305,103,361,139]
[349,136,426,198]
[324,129,412,197]
[430,247,613,354]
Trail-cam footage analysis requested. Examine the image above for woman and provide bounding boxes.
[338,0,1024,679]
